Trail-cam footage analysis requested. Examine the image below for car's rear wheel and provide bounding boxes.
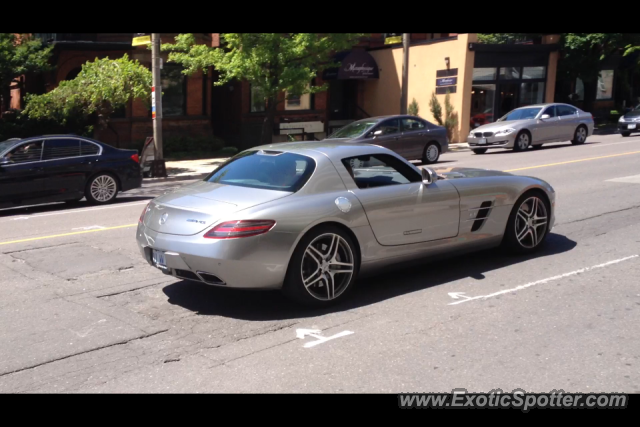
[282,225,359,307]
[422,142,440,164]
[472,148,488,155]
[571,125,588,145]
[621,132,631,137]
[85,173,118,205]
[513,131,530,152]
[502,191,551,254]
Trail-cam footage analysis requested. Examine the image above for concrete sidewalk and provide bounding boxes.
[145,143,471,183]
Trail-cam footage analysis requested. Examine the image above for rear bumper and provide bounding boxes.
[120,168,143,191]
[135,223,297,289]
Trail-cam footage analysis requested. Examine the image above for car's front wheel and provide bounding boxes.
[502,191,551,254]
[422,142,440,164]
[621,132,631,137]
[85,173,118,204]
[472,148,488,155]
[282,225,359,307]
[513,131,531,152]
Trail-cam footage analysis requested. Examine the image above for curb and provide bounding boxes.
[143,172,208,184]
[448,143,470,152]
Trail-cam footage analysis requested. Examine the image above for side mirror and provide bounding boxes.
[540,114,550,120]
[368,130,382,139]
[422,167,438,185]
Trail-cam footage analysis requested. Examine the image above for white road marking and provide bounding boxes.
[448,292,471,300]
[71,225,106,231]
[2,201,148,222]
[296,328,354,348]
[449,255,639,306]
[606,174,640,184]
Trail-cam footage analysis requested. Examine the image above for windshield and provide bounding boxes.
[204,150,316,192]
[0,139,21,155]
[499,107,542,121]
[329,120,378,139]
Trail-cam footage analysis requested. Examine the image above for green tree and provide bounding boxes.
[443,91,458,142]
[428,91,443,125]
[24,54,151,130]
[162,33,366,145]
[0,33,53,112]
[408,98,419,116]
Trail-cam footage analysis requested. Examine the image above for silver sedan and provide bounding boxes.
[136,142,556,307]
[467,103,594,154]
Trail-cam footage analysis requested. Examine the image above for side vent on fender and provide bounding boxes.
[471,201,493,232]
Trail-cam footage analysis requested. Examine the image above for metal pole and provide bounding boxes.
[151,33,166,176]
[400,33,410,115]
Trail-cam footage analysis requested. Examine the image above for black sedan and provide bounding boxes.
[619,104,640,137]
[0,135,142,209]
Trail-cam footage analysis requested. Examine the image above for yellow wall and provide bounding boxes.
[363,34,476,143]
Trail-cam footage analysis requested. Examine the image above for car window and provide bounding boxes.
[542,105,557,117]
[499,107,542,121]
[80,140,100,156]
[557,105,577,116]
[401,118,426,132]
[329,120,378,138]
[43,139,81,160]
[5,140,43,164]
[375,119,400,136]
[205,150,316,192]
[341,154,421,189]
[0,139,21,154]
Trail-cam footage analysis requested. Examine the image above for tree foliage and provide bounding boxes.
[162,33,366,145]
[0,33,53,112]
[24,54,151,129]
[443,91,458,142]
[429,91,443,125]
[408,98,419,116]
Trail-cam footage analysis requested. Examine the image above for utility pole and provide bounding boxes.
[151,33,166,177]
[400,33,410,115]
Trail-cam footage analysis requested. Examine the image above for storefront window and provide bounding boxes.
[470,84,496,128]
[520,81,545,106]
[161,64,186,116]
[250,84,266,113]
[499,67,520,80]
[472,68,497,81]
[596,70,614,100]
[522,66,545,79]
[285,92,311,110]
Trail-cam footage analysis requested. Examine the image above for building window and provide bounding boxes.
[250,84,266,113]
[522,66,545,79]
[499,67,521,80]
[596,70,614,100]
[161,64,186,116]
[285,87,311,111]
[472,68,497,81]
[470,84,497,128]
[520,81,545,106]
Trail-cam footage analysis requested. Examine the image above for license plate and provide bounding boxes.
[478,138,487,145]
[628,124,636,129]
[152,249,167,269]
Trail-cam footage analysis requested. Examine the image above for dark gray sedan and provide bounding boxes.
[323,115,448,164]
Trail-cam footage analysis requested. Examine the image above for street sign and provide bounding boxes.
[436,77,457,87]
[151,87,157,119]
[383,33,403,44]
[132,33,151,46]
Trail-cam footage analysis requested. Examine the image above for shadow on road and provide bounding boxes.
[162,232,577,321]
[0,196,153,217]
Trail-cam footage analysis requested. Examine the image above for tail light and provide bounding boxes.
[139,202,150,223]
[131,153,139,163]
[204,220,276,239]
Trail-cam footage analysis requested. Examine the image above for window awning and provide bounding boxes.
[322,50,379,80]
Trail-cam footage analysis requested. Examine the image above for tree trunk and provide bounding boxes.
[260,97,277,146]
[582,79,598,115]
[1,86,11,114]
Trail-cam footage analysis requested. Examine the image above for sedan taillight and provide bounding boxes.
[204,220,276,239]
[139,202,150,223]
[131,153,140,163]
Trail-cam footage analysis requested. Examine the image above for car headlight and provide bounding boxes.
[494,128,516,136]
[634,117,640,122]
[468,130,475,137]
[619,116,626,122]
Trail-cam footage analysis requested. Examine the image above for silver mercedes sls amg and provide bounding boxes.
[136,142,556,306]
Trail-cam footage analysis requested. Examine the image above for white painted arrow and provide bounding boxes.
[448,292,471,300]
[296,328,354,348]
[72,225,106,231]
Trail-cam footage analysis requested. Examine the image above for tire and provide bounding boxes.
[532,144,544,150]
[282,225,359,307]
[85,173,119,205]
[513,131,531,152]
[422,142,440,164]
[621,132,631,137]
[501,191,551,254]
[472,148,488,155]
[571,125,588,145]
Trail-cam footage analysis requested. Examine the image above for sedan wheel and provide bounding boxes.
[283,226,359,306]
[86,174,118,204]
[472,148,488,155]
[513,132,530,152]
[502,192,550,253]
[571,126,587,145]
[621,132,631,137]
[422,142,440,164]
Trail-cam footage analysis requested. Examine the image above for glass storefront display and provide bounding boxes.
[470,84,496,128]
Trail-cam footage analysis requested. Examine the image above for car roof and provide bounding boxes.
[512,103,580,110]
[246,140,393,162]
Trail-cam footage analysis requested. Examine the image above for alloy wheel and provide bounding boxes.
[90,175,117,202]
[514,196,548,249]
[301,233,354,301]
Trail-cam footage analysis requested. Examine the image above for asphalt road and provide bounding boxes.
[0,133,639,393]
